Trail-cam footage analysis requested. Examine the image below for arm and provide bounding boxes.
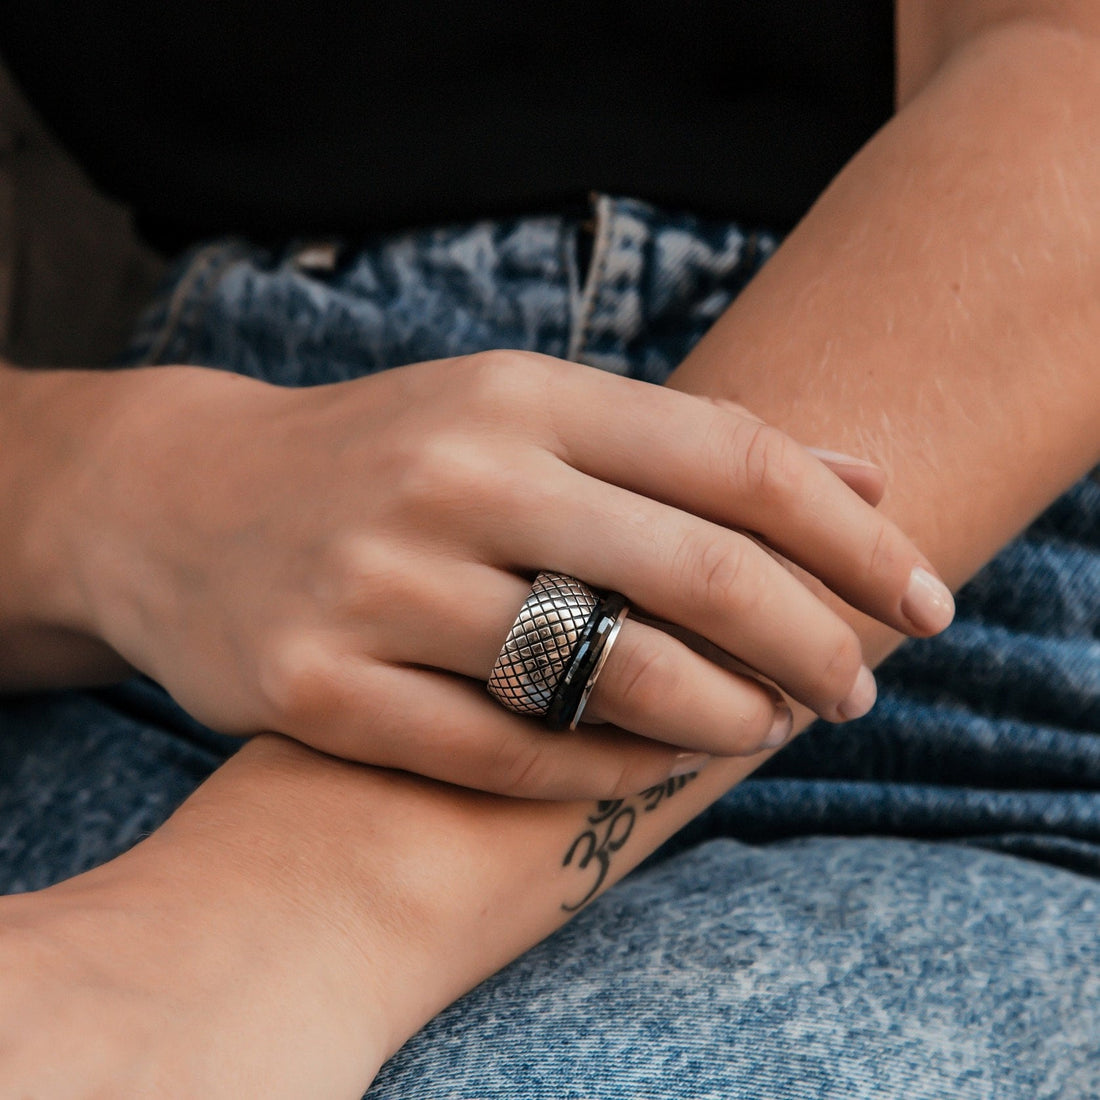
[4,2,1100,1094]
[225,0,1100,1059]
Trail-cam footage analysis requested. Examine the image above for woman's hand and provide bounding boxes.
[39,351,953,797]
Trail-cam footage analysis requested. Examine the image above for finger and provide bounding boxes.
[806,447,886,507]
[290,660,713,800]
[486,465,875,723]
[538,363,954,635]
[702,401,885,505]
[574,616,796,754]
[372,559,808,750]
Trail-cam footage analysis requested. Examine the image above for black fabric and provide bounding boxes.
[0,2,894,251]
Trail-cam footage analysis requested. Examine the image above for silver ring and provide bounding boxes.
[569,601,629,729]
[487,572,599,717]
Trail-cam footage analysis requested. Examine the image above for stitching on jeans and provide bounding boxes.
[567,194,614,364]
[141,242,245,366]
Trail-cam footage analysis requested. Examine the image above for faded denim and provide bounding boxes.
[2,196,1098,1098]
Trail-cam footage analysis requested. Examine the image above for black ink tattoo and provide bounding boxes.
[561,774,695,912]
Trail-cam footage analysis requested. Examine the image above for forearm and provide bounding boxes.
[158,732,754,1065]
[672,10,1100,603]
[160,11,1100,1058]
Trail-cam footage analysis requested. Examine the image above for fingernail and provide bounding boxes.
[807,447,881,470]
[668,752,712,779]
[837,664,877,721]
[902,566,956,634]
[762,704,794,750]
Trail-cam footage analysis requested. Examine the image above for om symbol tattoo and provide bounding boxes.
[560,774,695,912]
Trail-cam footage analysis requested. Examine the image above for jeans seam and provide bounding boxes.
[567,193,613,364]
[139,241,247,366]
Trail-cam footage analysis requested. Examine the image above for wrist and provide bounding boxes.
[171,735,573,1056]
[0,364,143,685]
[190,736,753,1059]
[0,364,135,625]
[0,790,391,1098]
[1,361,170,689]
[46,363,285,685]
[170,735,469,1058]
[1,362,281,690]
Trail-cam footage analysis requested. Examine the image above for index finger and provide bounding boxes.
[540,361,954,636]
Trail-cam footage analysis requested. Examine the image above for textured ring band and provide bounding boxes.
[487,572,599,717]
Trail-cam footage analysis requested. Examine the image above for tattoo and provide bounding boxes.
[560,774,695,912]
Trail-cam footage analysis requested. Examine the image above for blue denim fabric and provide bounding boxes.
[3,195,1098,1097]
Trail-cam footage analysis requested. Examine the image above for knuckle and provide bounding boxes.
[738,422,803,502]
[866,519,901,579]
[817,628,864,702]
[603,632,682,723]
[676,529,748,612]
[396,432,495,515]
[462,349,548,415]
[483,451,558,517]
[327,536,412,619]
[259,637,345,731]
[489,735,554,797]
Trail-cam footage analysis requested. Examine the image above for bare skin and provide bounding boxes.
[0,355,943,794]
[2,1,1100,1095]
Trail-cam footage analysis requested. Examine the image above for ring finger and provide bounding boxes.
[477,458,873,723]
[374,559,795,756]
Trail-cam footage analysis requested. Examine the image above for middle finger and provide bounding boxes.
[487,459,871,722]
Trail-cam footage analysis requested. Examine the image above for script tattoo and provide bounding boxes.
[560,774,695,912]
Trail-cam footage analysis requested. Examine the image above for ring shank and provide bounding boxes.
[488,572,630,730]
[487,572,599,716]
[570,600,629,729]
[545,593,629,731]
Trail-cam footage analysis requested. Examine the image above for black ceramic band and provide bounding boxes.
[543,601,604,730]
[545,592,628,731]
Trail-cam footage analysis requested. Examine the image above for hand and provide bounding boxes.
[49,351,953,797]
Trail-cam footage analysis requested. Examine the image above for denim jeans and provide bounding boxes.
[2,196,1098,1098]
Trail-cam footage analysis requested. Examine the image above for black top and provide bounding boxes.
[0,2,894,251]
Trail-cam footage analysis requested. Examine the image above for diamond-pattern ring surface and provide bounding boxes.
[488,572,599,716]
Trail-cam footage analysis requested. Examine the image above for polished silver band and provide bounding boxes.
[487,572,599,717]
[568,601,629,729]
